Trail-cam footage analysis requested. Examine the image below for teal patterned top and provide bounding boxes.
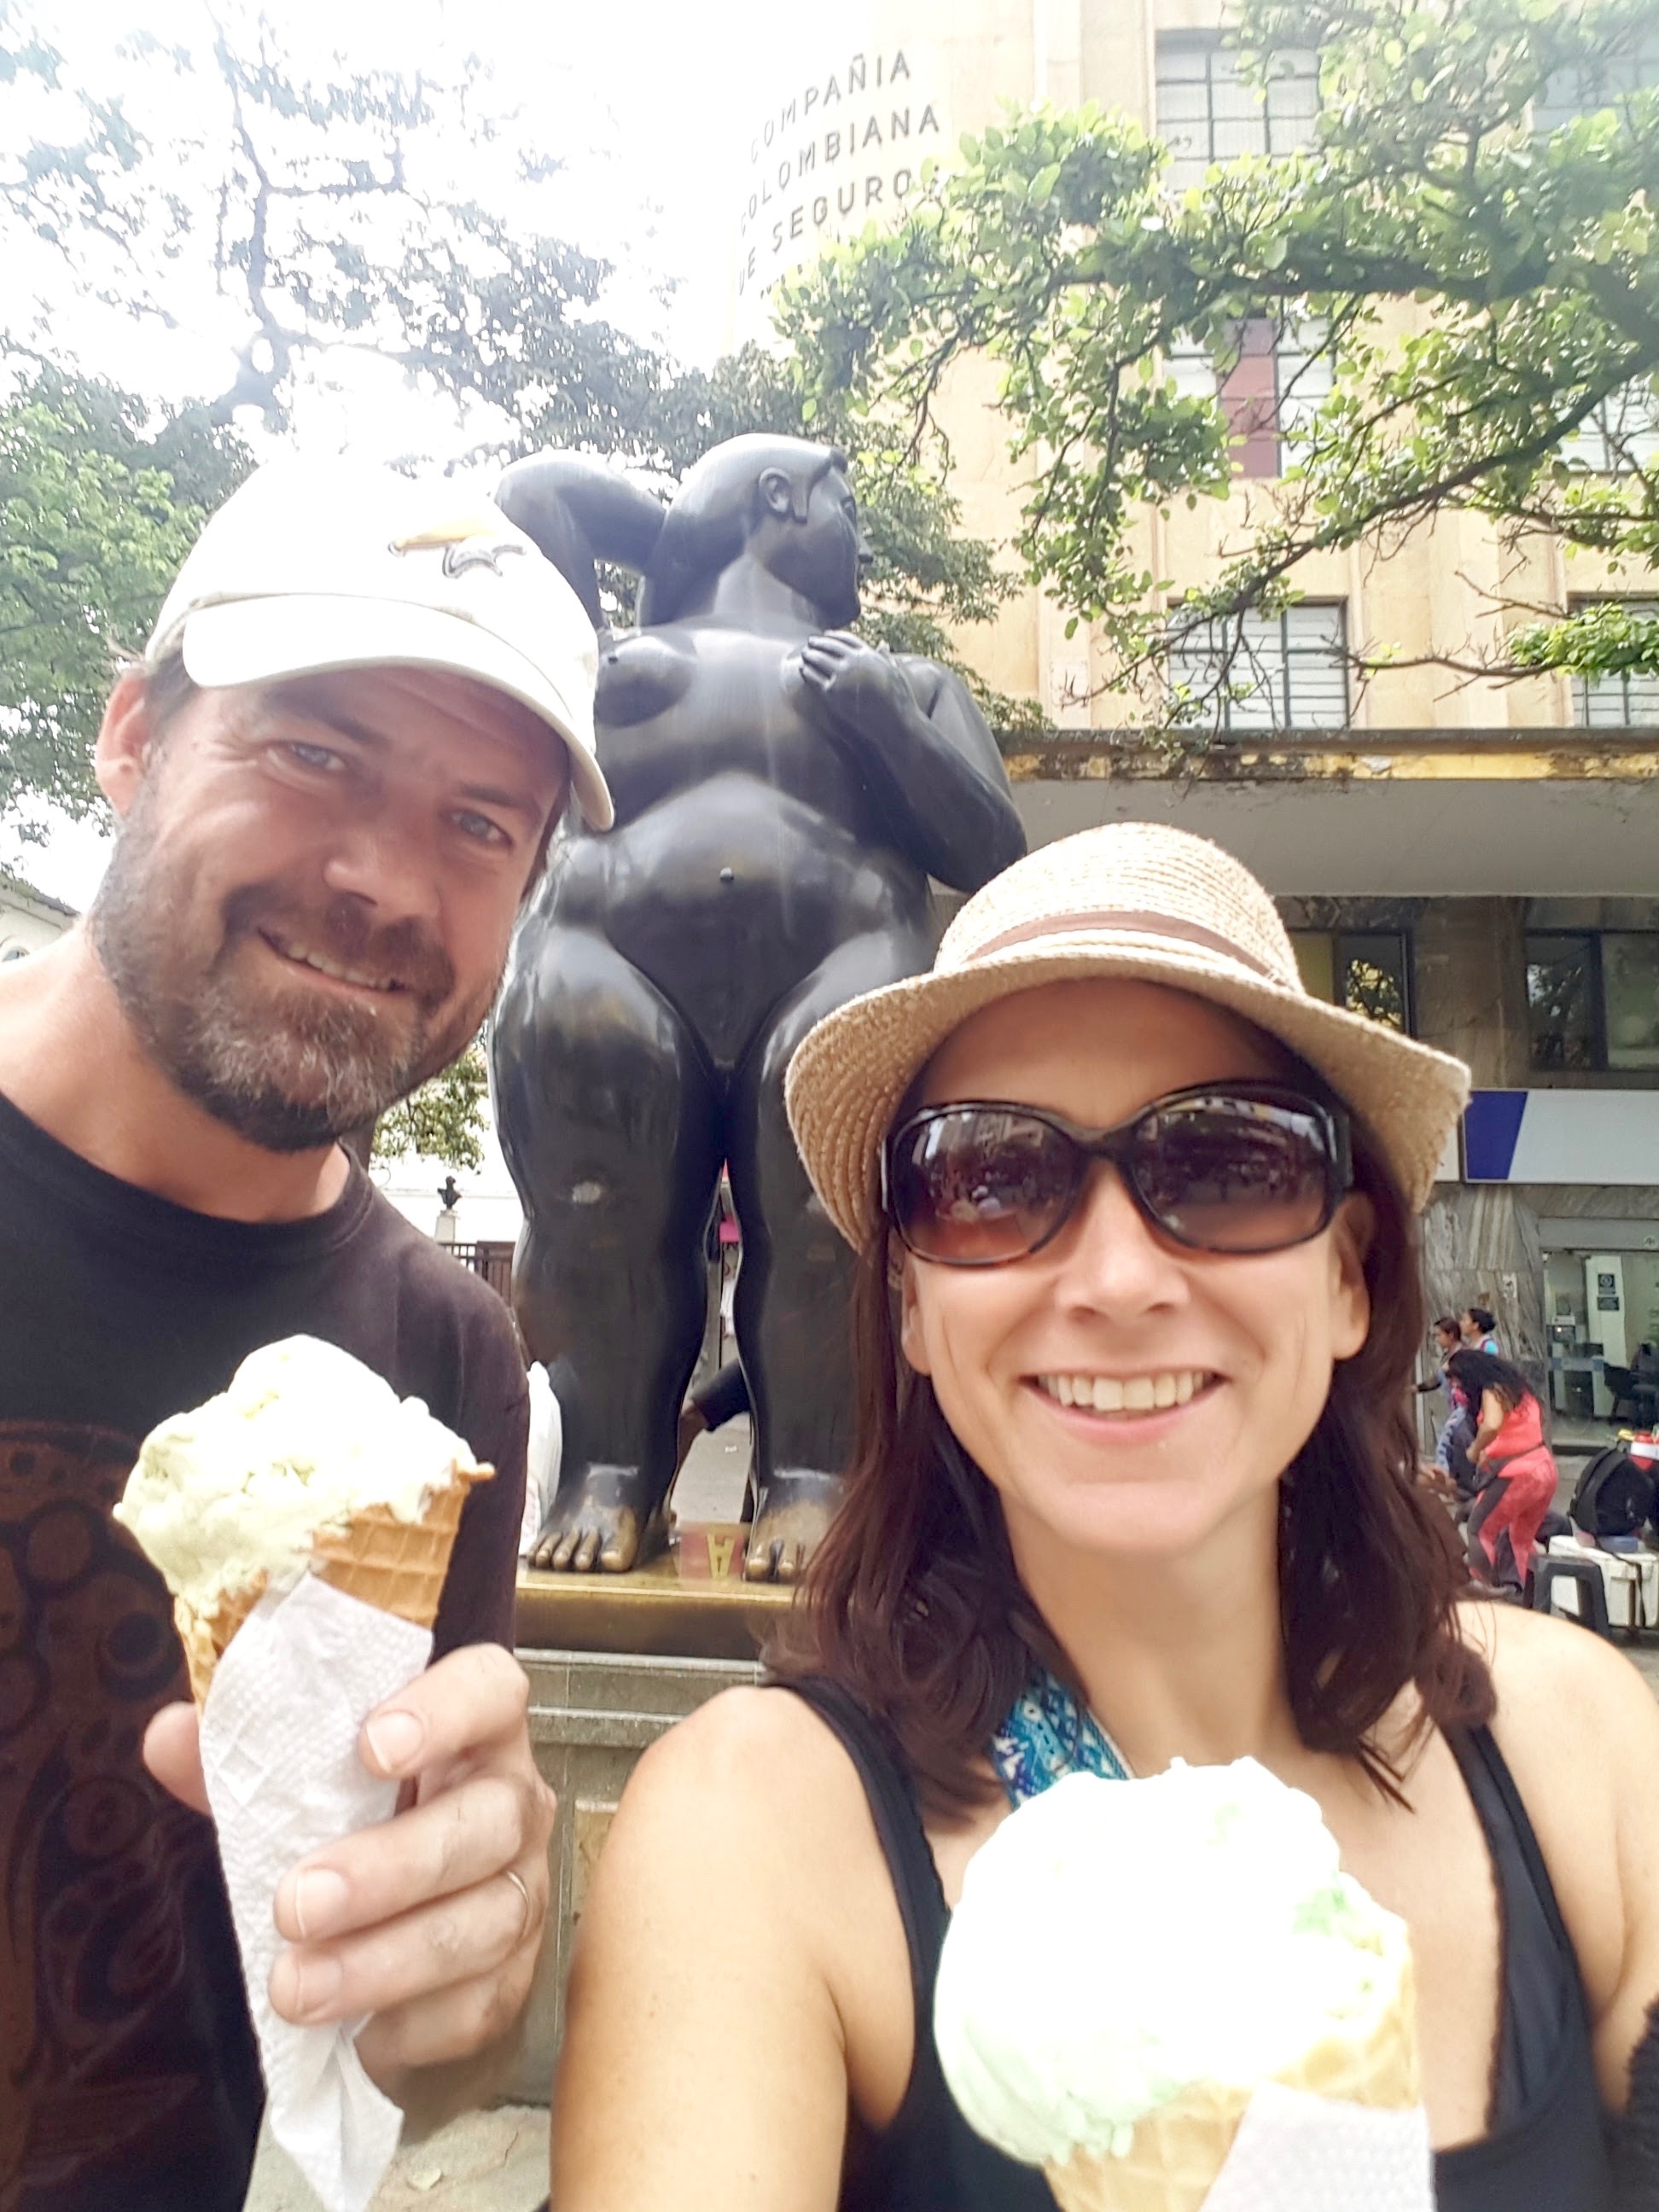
[988,1668,1131,1803]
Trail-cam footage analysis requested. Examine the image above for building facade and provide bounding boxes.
[720,0,1659,1393]
[0,876,75,962]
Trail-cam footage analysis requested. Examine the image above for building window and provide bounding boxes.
[1560,382,1659,475]
[1569,598,1659,729]
[1168,602,1349,731]
[1155,34,1319,192]
[1290,931,1412,1032]
[1167,317,1333,478]
[1534,28,1659,137]
[1526,929,1659,1071]
[1526,934,1599,1068]
[1604,934,1659,1070]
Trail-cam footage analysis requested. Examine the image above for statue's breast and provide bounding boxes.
[593,626,864,823]
[592,632,696,727]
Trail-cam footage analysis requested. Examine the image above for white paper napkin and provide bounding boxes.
[199,1575,434,2212]
[1202,2083,1435,2211]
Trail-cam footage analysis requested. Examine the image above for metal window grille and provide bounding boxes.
[1156,34,1318,191]
[1168,602,1349,731]
[1273,320,1335,468]
[1534,31,1659,137]
[1560,381,1659,475]
[1569,598,1659,728]
[1290,930,1412,1031]
[1525,933,1602,1070]
[1524,928,1659,1072]
[1166,317,1332,477]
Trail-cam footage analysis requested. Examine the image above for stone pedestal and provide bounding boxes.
[507,1563,790,2103]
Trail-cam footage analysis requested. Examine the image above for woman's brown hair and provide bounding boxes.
[1447,1348,1530,1421]
[774,1103,1494,1816]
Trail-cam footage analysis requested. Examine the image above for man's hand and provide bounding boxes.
[794,630,910,740]
[143,1643,556,2095]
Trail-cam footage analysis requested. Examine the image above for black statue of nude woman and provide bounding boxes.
[491,436,1024,1580]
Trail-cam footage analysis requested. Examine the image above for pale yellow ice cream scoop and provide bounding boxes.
[114,1334,492,1703]
[934,1761,1420,2212]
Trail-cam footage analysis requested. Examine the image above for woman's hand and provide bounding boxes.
[144,1643,556,2095]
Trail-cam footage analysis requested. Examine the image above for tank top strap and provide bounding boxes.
[774,1677,1057,2211]
[775,1677,949,2005]
[1451,1723,1580,1965]
[1434,1724,1613,2212]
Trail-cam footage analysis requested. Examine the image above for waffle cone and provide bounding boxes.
[1043,1964,1419,2212]
[174,1458,489,1708]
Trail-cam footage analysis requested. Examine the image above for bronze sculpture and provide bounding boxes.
[492,436,1024,1579]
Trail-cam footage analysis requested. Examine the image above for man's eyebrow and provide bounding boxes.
[260,679,556,820]
[262,681,388,751]
[456,781,544,824]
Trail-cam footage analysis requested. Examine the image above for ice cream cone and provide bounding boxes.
[1044,1963,1419,2212]
[174,1459,489,1707]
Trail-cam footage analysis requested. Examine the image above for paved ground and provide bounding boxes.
[667,1412,752,1522]
[245,2106,550,2212]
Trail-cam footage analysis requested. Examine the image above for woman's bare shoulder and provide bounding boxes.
[1460,1594,1659,1774]
[615,1681,888,1871]
[557,1685,897,2210]
[1464,1592,1656,1717]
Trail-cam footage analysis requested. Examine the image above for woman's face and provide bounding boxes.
[898,979,1373,1565]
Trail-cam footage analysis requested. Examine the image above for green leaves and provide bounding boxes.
[777,0,1659,713]
[1511,599,1659,679]
[0,3,1033,824]
[0,359,249,835]
[373,1036,489,1170]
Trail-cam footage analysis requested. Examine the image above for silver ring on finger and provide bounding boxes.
[502,1866,534,1943]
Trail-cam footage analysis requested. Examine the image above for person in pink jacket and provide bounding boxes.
[1451,1348,1559,1595]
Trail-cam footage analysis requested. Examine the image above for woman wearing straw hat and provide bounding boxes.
[551,824,1652,2209]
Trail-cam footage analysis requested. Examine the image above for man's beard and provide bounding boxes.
[90,789,484,1154]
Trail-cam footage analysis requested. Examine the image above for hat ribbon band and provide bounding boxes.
[963,908,1282,981]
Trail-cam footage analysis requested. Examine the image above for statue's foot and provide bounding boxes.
[529,1469,667,1575]
[742,1470,844,1584]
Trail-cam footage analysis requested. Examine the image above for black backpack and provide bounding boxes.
[1569,1446,1655,1541]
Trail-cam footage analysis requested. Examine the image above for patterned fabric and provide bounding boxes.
[988,1668,1131,1803]
[0,1087,528,2212]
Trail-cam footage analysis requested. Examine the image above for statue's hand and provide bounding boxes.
[794,630,910,742]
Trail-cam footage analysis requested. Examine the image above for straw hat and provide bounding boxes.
[786,822,1470,1250]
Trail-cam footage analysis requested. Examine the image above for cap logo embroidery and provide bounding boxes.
[390,516,527,579]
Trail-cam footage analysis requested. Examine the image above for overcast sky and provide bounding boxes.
[5,0,771,905]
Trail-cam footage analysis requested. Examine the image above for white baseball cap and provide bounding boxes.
[144,457,612,829]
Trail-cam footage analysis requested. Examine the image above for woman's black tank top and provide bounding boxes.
[782,1680,1612,2212]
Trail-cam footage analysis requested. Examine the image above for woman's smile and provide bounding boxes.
[1027,1366,1223,1438]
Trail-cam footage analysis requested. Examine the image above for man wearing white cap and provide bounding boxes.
[0,461,608,2209]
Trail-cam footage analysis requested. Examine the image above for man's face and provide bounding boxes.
[90,665,568,1151]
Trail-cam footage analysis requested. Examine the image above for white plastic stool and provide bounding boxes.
[1545,1534,1657,1633]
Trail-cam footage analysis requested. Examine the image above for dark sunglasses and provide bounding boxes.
[882,1083,1353,1267]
